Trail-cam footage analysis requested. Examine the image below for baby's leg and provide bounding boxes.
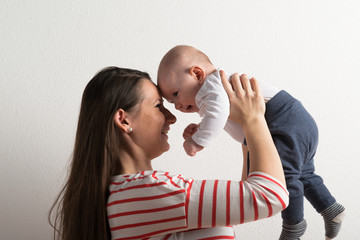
[262,133,308,239]
[301,159,345,239]
[301,158,336,213]
[246,136,307,239]
[263,91,311,239]
[278,174,307,240]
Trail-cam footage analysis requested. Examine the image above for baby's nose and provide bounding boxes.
[175,103,182,110]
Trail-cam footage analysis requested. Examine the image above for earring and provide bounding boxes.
[127,127,133,133]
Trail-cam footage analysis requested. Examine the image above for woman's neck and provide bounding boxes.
[118,146,153,175]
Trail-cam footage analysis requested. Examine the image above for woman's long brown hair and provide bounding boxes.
[49,67,151,240]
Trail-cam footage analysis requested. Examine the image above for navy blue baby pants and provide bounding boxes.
[248,90,336,224]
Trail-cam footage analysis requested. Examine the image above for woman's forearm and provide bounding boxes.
[242,117,286,186]
[220,71,286,186]
[241,145,248,181]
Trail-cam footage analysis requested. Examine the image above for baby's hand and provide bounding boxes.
[183,137,204,156]
[183,123,199,140]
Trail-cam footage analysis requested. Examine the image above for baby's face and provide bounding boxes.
[158,71,202,113]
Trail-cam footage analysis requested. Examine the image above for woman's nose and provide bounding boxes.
[162,107,177,124]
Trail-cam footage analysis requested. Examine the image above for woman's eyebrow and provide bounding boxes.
[152,97,162,105]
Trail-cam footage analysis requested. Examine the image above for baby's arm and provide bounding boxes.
[182,123,204,156]
[183,123,199,140]
[191,72,230,150]
[183,137,204,156]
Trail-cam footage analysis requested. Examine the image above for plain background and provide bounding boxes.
[1,0,359,239]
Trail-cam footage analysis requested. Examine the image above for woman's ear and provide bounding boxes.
[190,66,205,84]
[114,109,133,133]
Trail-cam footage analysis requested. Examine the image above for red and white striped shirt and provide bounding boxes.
[107,170,289,240]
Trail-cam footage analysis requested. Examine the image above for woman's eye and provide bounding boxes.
[155,103,162,108]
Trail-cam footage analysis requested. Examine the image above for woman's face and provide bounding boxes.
[130,80,176,159]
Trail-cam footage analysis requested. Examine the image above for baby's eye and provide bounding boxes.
[172,91,178,97]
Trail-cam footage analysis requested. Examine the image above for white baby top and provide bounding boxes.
[193,69,280,146]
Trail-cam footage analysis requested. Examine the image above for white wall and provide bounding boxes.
[1,0,359,239]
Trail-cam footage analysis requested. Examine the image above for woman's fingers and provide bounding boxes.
[221,71,253,96]
[239,74,252,93]
[230,73,241,92]
[220,70,233,97]
[250,77,261,95]
[221,70,262,101]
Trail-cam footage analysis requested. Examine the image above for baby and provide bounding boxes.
[157,45,277,156]
[157,45,345,240]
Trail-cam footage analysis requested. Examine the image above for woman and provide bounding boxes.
[49,67,288,240]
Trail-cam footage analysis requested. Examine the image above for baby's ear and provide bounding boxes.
[190,66,205,84]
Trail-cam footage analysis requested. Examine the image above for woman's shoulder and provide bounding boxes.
[107,170,192,239]
[109,170,194,191]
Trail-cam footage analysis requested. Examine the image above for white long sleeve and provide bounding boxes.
[192,70,229,147]
[193,69,280,145]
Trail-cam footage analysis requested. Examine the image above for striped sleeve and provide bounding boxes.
[187,171,289,229]
[107,171,288,239]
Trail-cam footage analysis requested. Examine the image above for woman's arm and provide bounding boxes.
[220,71,286,186]
[241,144,249,181]
[184,73,288,230]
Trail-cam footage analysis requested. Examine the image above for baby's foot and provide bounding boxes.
[321,202,345,239]
[279,219,307,240]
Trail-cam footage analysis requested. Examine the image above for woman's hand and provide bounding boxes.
[220,70,286,186]
[220,71,265,127]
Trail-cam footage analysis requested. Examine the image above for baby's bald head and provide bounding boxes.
[157,45,216,108]
[157,45,214,84]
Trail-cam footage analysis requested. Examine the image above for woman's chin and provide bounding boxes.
[163,143,170,152]
[152,144,170,159]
